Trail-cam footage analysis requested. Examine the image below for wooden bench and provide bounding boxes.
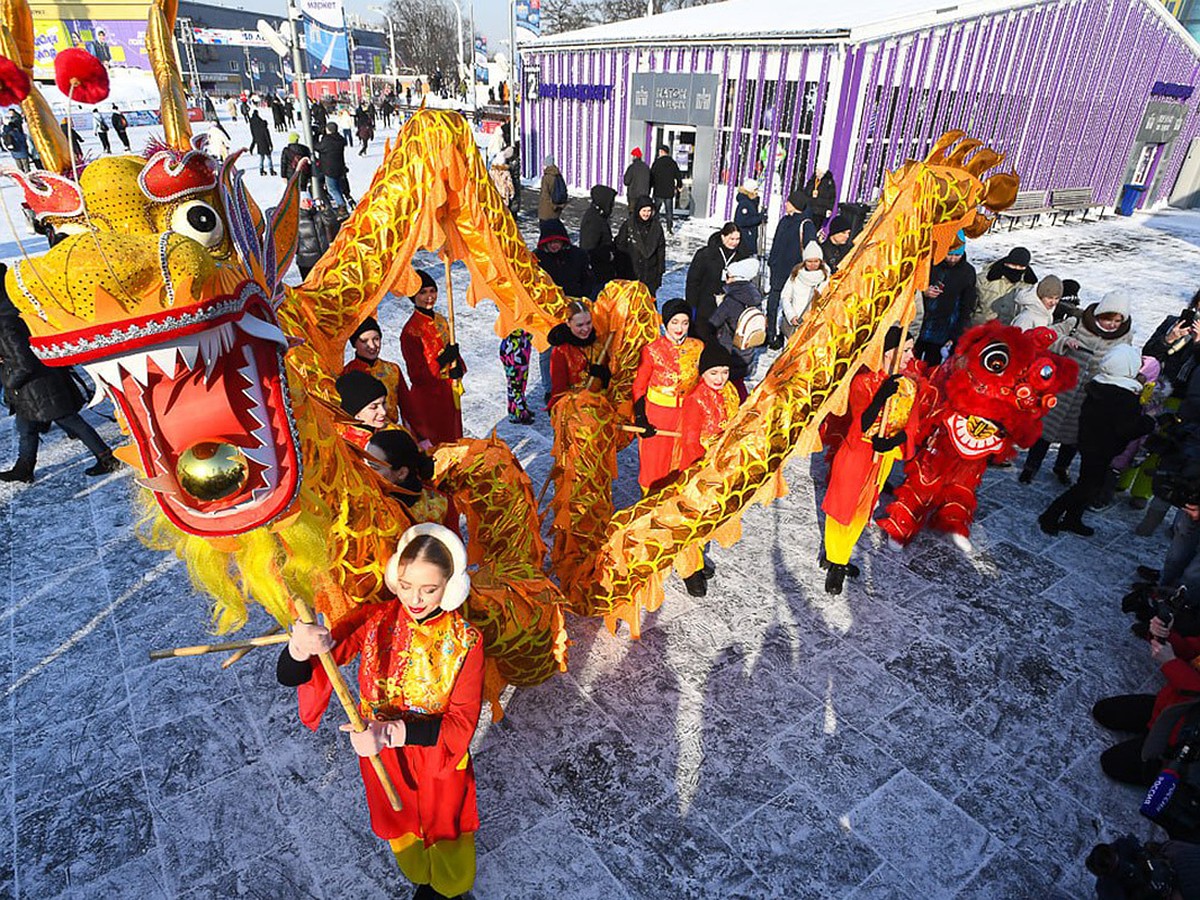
[997,190,1054,230]
[1050,187,1105,224]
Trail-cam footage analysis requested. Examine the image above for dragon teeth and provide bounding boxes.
[147,346,181,378]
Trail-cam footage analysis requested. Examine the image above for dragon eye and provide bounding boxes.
[170,200,224,248]
[980,341,1009,374]
[1039,363,1054,380]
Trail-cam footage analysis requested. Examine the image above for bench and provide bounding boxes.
[1050,187,1105,224]
[997,190,1054,230]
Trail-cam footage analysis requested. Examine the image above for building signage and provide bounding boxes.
[538,83,613,101]
[192,28,270,47]
[1152,81,1194,101]
[629,73,719,126]
[1138,100,1188,144]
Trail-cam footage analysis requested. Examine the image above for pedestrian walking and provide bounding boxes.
[315,123,350,211]
[733,179,766,256]
[110,103,130,151]
[623,147,651,211]
[538,156,567,224]
[249,109,275,176]
[92,108,111,154]
[355,103,374,156]
[649,145,682,233]
[615,196,666,296]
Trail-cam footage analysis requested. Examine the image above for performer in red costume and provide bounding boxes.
[278,523,483,900]
[820,327,934,595]
[342,316,411,428]
[677,341,741,596]
[547,300,611,407]
[401,270,465,446]
[632,298,703,492]
[877,322,1078,552]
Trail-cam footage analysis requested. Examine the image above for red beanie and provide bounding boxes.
[631,148,642,158]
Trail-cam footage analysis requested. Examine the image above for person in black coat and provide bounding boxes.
[622,148,651,211]
[649,145,683,233]
[822,215,853,273]
[802,167,837,227]
[579,185,616,253]
[311,101,328,135]
[614,196,666,296]
[353,103,374,156]
[249,109,275,176]
[315,123,350,210]
[733,180,766,256]
[686,223,750,342]
[1144,287,1200,394]
[914,241,977,365]
[0,267,116,481]
[535,219,597,300]
[279,133,311,193]
[1039,344,1153,537]
[766,189,816,348]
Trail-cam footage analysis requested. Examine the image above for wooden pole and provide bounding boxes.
[536,464,558,506]
[585,332,615,392]
[621,424,682,438]
[291,596,404,812]
[221,624,284,669]
[443,257,463,406]
[149,632,290,660]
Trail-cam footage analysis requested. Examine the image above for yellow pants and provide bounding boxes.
[389,832,476,897]
[823,456,896,566]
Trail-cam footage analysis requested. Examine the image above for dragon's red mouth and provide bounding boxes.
[46,281,303,537]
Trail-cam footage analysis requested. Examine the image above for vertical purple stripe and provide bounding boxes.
[709,47,730,215]
[1006,7,1056,170]
[731,51,769,220]
[891,32,932,169]
[929,25,964,153]
[845,43,881,200]
[1017,2,1079,187]
[913,26,952,158]
[948,19,983,135]
[617,49,628,181]
[780,48,810,210]
[862,39,899,200]
[808,49,832,183]
[725,49,752,218]
[957,17,995,134]
[975,13,1019,160]
[762,47,789,205]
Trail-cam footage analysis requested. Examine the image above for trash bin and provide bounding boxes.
[1118,183,1147,216]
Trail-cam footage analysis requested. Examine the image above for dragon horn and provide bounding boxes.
[963,147,1003,177]
[0,0,70,175]
[925,130,965,163]
[982,171,1021,213]
[945,138,983,167]
[147,0,191,152]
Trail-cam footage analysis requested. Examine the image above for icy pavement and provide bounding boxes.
[1,117,1198,898]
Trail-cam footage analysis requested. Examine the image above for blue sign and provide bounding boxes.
[538,83,613,101]
[304,17,349,78]
[1152,81,1195,101]
[515,0,540,35]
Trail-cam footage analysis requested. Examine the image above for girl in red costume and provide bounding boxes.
[401,270,465,446]
[632,298,703,492]
[547,300,611,407]
[677,342,741,596]
[278,523,483,900]
[820,327,931,595]
[342,316,411,428]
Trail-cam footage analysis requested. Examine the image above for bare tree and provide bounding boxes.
[387,0,460,77]
[541,0,598,34]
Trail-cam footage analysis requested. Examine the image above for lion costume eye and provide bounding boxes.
[170,200,224,248]
[980,341,1010,374]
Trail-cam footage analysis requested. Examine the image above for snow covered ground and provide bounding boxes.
[1,111,1197,898]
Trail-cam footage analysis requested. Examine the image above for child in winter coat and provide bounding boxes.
[1113,356,1166,508]
[1038,344,1155,537]
[1020,289,1134,484]
[1011,275,1063,331]
[708,257,764,400]
[779,241,829,339]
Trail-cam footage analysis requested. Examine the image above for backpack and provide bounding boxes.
[1,131,15,152]
[550,172,568,207]
[733,306,767,350]
[112,112,127,130]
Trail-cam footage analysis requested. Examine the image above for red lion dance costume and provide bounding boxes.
[877,322,1078,545]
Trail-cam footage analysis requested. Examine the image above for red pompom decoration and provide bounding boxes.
[54,49,109,104]
[0,55,31,107]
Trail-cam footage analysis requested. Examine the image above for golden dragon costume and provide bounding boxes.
[0,0,1018,704]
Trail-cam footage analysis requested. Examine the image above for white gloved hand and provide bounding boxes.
[287,621,334,662]
[339,720,407,757]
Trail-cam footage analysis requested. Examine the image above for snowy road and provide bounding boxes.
[0,113,1195,898]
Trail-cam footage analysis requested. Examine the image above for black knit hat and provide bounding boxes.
[538,218,571,248]
[336,370,387,416]
[368,428,434,481]
[827,215,850,235]
[787,187,807,210]
[632,195,655,214]
[414,269,437,294]
[661,297,691,324]
[349,315,382,345]
[1062,278,1081,299]
[1004,246,1032,267]
[699,341,735,373]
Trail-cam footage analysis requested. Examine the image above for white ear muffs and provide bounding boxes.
[385,523,471,612]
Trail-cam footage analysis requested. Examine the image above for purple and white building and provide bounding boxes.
[520,0,1200,222]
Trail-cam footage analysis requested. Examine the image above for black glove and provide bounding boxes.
[633,396,656,438]
[436,343,460,367]
[860,375,902,432]
[871,431,907,453]
[588,362,612,389]
[447,361,466,380]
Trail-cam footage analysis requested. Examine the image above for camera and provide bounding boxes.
[1123,585,1200,637]
[1149,415,1200,508]
[1086,835,1177,898]
[1181,307,1197,329]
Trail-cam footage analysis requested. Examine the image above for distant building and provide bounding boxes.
[524,0,1200,217]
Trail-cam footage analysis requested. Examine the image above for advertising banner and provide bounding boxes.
[301,0,349,78]
[514,0,540,36]
[33,18,150,79]
[352,43,388,76]
[192,28,271,48]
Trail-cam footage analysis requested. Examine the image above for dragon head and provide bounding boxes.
[941,322,1079,447]
[0,0,304,538]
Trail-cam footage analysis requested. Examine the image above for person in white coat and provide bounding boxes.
[779,241,830,339]
[1011,275,1063,331]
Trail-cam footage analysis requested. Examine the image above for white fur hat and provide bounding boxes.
[802,240,823,261]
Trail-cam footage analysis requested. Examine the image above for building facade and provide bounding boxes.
[522,0,1200,220]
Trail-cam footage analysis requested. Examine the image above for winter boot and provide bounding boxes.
[0,465,34,483]
[1136,565,1161,584]
[85,455,120,476]
[683,571,708,598]
[1018,468,1034,485]
[824,563,848,595]
[1052,466,1071,485]
[1037,511,1061,536]
[1060,517,1095,537]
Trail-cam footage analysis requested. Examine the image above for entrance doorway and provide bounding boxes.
[654,125,697,216]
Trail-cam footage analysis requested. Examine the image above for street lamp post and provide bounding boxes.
[447,0,465,104]
[367,5,397,78]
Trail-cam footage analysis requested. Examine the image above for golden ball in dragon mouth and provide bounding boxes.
[176,442,249,502]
